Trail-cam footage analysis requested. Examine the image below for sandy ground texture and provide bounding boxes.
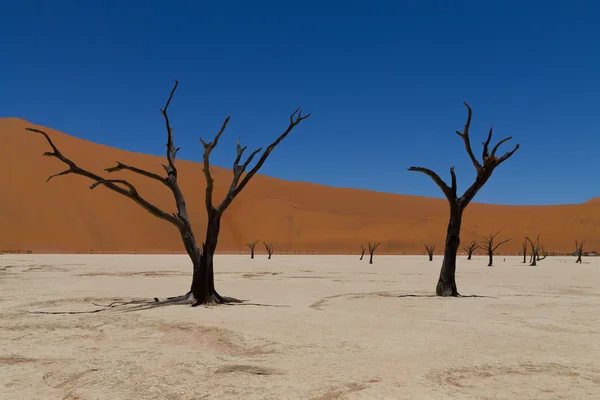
[1,254,600,399]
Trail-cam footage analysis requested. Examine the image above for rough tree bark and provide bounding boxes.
[246,240,259,259]
[263,242,274,259]
[575,240,585,263]
[368,241,381,264]
[409,102,519,296]
[360,244,366,260]
[424,244,435,261]
[521,239,528,263]
[525,235,546,266]
[463,241,478,260]
[480,231,510,267]
[28,80,310,306]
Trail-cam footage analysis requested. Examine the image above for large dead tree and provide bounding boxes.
[263,242,274,259]
[28,80,310,306]
[521,239,528,263]
[480,231,510,267]
[463,241,478,260]
[359,244,366,260]
[575,240,585,263]
[409,103,519,296]
[368,241,381,264]
[525,235,546,266]
[424,244,435,261]
[246,240,259,259]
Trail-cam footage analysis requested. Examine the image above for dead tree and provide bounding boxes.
[246,240,259,259]
[28,80,310,306]
[480,231,510,267]
[521,239,528,263]
[463,241,478,260]
[424,244,435,261]
[525,235,546,266]
[409,103,519,296]
[575,240,585,263]
[360,244,366,260]
[368,241,381,264]
[263,242,274,259]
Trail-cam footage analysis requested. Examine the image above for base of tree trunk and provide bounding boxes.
[166,291,242,307]
[436,280,459,297]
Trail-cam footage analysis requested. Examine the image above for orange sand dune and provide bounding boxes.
[1,117,599,255]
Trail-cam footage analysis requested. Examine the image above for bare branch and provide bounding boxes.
[408,167,453,201]
[482,123,493,161]
[455,102,482,171]
[496,144,520,164]
[216,108,310,213]
[200,116,232,212]
[105,162,168,186]
[28,127,181,228]
[160,80,180,170]
[492,238,511,251]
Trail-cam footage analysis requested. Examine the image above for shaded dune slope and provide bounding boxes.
[1,118,599,254]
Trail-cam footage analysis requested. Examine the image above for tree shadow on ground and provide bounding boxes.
[26,294,290,315]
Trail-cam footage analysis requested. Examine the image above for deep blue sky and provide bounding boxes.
[2,1,599,205]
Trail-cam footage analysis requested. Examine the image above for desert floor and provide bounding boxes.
[1,254,599,400]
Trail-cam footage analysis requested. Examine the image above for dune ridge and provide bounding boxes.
[1,117,599,255]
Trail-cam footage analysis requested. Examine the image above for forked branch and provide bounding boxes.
[199,108,311,215]
[408,102,519,208]
[26,128,181,228]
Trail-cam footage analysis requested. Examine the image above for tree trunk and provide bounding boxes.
[487,250,493,267]
[522,250,526,263]
[576,253,582,263]
[428,253,433,262]
[436,207,462,296]
[190,211,222,304]
[369,252,374,264]
[360,250,365,260]
[250,248,255,259]
[467,251,472,260]
[530,253,537,266]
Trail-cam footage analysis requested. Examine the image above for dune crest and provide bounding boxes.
[1,117,598,254]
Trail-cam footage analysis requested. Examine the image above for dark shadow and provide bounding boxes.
[27,295,289,315]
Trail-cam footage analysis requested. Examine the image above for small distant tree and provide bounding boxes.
[245,240,259,259]
[481,231,510,267]
[360,244,366,260]
[525,235,546,266]
[408,103,519,296]
[521,239,528,263]
[575,240,585,263]
[263,242,274,259]
[463,241,479,260]
[424,244,435,261]
[368,241,381,264]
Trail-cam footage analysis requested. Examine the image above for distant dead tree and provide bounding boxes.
[245,240,259,259]
[368,241,381,264]
[521,239,528,263]
[28,80,310,306]
[575,240,585,263]
[424,244,435,261]
[480,232,510,267]
[525,235,547,266]
[360,244,366,260]
[463,241,479,260]
[409,103,519,296]
[263,242,274,259]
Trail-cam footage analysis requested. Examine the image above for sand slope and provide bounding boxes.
[1,254,599,399]
[1,117,599,254]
